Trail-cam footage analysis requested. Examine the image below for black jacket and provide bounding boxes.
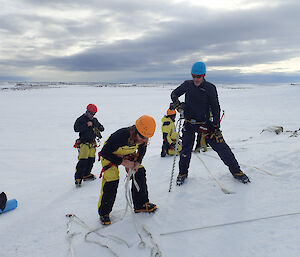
[74,113,104,143]
[171,79,221,127]
[100,127,147,166]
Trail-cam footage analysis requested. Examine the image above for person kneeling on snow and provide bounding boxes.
[74,104,104,186]
[161,109,182,157]
[0,192,7,211]
[98,115,157,225]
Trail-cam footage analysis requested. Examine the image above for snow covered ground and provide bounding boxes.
[0,82,300,257]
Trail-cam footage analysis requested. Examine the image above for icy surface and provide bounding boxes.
[0,82,300,257]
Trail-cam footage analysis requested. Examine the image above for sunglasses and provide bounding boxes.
[192,74,205,78]
[88,111,96,115]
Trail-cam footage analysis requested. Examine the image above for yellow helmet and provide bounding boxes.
[135,115,156,138]
[167,109,176,116]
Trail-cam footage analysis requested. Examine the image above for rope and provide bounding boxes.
[168,111,184,192]
[194,153,234,194]
[124,169,162,257]
[84,232,119,257]
[122,169,139,220]
[65,214,129,257]
[124,169,147,248]
[65,168,161,257]
[142,225,162,257]
[160,211,300,236]
[202,153,278,177]
[66,215,78,257]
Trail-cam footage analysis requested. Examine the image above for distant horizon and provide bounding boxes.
[1,79,300,86]
[1,76,300,85]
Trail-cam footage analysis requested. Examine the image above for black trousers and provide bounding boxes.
[179,122,240,175]
[75,157,95,179]
[98,167,149,216]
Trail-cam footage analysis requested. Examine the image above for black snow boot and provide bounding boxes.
[160,146,167,157]
[134,202,157,213]
[75,179,82,187]
[100,214,111,225]
[176,173,188,186]
[83,173,96,181]
[232,171,250,184]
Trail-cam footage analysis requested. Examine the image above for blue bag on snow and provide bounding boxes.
[0,199,18,214]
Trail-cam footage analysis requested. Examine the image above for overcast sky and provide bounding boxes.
[1,0,300,83]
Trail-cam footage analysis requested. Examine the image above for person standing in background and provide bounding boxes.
[170,62,250,185]
[74,104,104,187]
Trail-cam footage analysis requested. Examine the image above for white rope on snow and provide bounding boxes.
[194,153,234,194]
[124,169,162,257]
[65,168,161,257]
[65,214,129,257]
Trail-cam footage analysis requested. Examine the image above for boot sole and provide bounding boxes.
[134,206,157,213]
[100,221,111,225]
[83,177,96,181]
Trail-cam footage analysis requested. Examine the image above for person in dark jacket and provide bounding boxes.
[170,62,250,185]
[74,104,104,186]
[98,115,157,225]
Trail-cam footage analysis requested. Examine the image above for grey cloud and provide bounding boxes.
[1,0,300,82]
[45,1,300,71]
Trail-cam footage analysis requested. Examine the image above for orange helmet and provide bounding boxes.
[167,109,176,116]
[135,115,156,138]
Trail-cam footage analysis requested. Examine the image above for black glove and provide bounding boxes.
[169,101,179,110]
[170,101,184,112]
[99,124,105,132]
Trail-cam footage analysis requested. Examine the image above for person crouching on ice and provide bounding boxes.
[98,115,157,225]
[161,109,182,157]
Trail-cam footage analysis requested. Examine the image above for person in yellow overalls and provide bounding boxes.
[74,104,104,187]
[98,115,157,225]
[160,109,182,157]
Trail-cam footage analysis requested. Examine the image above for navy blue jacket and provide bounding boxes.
[74,113,104,143]
[171,79,221,127]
